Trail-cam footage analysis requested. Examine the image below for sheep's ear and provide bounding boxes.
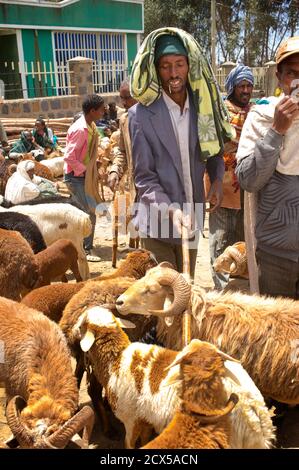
[163,298,174,326]
[230,262,236,273]
[80,330,95,352]
[116,318,136,329]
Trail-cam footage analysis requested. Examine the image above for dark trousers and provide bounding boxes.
[256,248,299,299]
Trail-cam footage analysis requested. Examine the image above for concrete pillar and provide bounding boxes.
[68,56,94,97]
[217,61,237,92]
[264,61,277,97]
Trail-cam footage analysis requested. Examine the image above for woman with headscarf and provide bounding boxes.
[32,118,56,151]
[5,160,58,205]
[9,131,36,159]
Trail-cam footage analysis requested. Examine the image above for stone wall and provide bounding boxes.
[0,92,120,119]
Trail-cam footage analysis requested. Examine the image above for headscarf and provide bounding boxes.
[9,131,35,156]
[16,160,35,181]
[225,65,254,98]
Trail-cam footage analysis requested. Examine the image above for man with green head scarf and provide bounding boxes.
[128,28,225,277]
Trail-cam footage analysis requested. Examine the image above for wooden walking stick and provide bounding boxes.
[181,223,192,347]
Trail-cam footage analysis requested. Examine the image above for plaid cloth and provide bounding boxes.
[130,27,234,160]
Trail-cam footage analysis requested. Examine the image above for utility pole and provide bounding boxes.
[211,0,216,74]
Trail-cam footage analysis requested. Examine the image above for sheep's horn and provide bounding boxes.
[6,396,34,448]
[185,393,239,423]
[148,268,191,317]
[46,406,94,449]
[226,245,246,267]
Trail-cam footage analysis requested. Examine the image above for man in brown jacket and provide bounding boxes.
[107,78,137,199]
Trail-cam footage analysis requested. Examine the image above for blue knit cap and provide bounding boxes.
[225,65,254,97]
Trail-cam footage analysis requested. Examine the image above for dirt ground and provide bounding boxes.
[0,190,298,449]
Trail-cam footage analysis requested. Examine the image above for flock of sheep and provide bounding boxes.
[0,149,298,449]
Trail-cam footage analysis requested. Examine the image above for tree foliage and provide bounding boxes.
[144,0,299,66]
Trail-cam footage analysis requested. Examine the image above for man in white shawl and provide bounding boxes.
[5,160,57,205]
[236,36,299,299]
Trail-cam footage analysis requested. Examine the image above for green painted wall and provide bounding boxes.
[0,34,22,98]
[22,29,56,97]
[0,1,143,31]
[126,33,138,74]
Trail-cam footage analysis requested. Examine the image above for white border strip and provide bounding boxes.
[0,24,143,33]
[16,29,28,99]
[0,0,79,8]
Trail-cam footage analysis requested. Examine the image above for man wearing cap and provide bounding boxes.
[236,37,299,299]
[207,65,254,290]
[128,28,232,276]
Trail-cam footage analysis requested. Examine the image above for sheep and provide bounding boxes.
[0,211,47,253]
[22,283,85,323]
[39,156,64,178]
[59,277,157,437]
[142,339,239,449]
[0,296,94,449]
[21,249,158,323]
[213,241,248,279]
[116,264,299,406]
[72,306,275,448]
[0,202,92,280]
[0,228,40,301]
[34,239,82,287]
[0,158,17,195]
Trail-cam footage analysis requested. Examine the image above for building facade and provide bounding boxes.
[0,0,143,98]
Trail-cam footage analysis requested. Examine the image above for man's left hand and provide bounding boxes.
[206,178,223,212]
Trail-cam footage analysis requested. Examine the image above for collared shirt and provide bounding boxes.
[162,90,193,203]
[63,115,89,177]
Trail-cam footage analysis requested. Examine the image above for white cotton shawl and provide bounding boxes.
[5,160,40,204]
[237,95,299,175]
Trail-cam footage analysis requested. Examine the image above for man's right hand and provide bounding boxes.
[272,96,299,135]
[108,172,119,191]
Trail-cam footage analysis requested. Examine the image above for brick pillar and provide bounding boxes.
[68,56,94,97]
[264,61,277,97]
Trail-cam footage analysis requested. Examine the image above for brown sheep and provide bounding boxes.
[0,297,94,448]
[142,340,239,449]
[0,158,18,195]
[22,283,85,323]
[0,228,40,300]
[34,239,82,287]
[21,249,158,323]
[116,265,299,405]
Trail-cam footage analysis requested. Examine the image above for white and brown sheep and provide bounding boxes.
[116,265,299,405]
[0,228,40,300]
[72,307,275,449]
[142,339,239,449]
[0,211,47,253]
[59,275,157,437]
[0,202,92,279]
[21,249,158,323]
[34,239,82,287]
[0,296,94,449]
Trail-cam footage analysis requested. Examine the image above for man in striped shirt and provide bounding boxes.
[236,37,299,299]
[208,65,254,290]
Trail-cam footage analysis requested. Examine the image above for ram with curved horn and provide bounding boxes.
[116,263,191,318]
[116,264,299,406]
[0,296,94,448]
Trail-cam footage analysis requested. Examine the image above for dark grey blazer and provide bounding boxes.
[129,94,224,239]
